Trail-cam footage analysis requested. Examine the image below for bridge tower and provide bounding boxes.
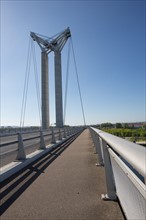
[30,32,50,130]
[31,28,71,129]
[52,28,71,127]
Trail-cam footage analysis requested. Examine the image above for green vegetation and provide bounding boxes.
[100,127,146,142]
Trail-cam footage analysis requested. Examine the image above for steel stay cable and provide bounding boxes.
[70,38,86,126]
[63,39,71,125]
[31,40,41,127]
[20,37,31,129]
[20,37,42,130]
[22,41,32,128]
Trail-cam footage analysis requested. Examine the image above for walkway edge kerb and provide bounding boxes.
[0,133,80,183]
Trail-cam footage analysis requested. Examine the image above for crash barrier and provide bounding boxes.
[0,126,84,182]
[90,127,146,220]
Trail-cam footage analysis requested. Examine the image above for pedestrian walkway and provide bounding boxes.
[1,129,124,220]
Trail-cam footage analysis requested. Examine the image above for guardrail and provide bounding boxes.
[0,127,80,154]
[16,127,81,160]
[90,127,146,220]
[0,126,84,182]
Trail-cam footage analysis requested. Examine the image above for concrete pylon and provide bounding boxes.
[41,51,49,130]
[54,51,63,128]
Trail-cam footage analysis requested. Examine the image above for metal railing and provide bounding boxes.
[0,127,84,164]
[0,126,84,182]
[90,127,146,220]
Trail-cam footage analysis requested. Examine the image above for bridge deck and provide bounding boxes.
[1,129,124,220]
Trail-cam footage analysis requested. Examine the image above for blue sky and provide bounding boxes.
[1,0,145,126]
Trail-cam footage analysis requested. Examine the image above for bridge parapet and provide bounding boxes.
[90,127,146,220]
[0,126,84,182]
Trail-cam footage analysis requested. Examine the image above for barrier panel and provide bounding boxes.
[0,126,84,182]
[90,127,146,220]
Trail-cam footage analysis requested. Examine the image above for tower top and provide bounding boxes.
[30,27,71,53]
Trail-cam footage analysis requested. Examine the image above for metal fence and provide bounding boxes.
[0,127,83,166]
[90,127,146,220]
[0,126,84,182]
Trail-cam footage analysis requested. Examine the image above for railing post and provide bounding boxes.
[95,134,104,166]
[74,127,76,134]
[72,127,74,135]
[66,128,68,136]
[70,128,72,135]
[39,130,46,149]
[66,128,70,136]
[51,127,56,144]
[90,129,104,166]
[74,128,76,134]
[63,127,67,138]
[91,129,98,153]
[16,133,26,160]
[90,129,96,149]
[58,128,62,140]
[101,139,117,201]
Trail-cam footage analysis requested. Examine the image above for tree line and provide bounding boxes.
[94,122,146,141]
[100,128,146,139]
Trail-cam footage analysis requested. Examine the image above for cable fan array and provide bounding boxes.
[63,38,86,126]
[20,34,86,129]
[20,38,41,129]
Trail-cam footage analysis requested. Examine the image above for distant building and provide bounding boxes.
[125,122,146,128]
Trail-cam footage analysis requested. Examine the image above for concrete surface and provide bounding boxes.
[1,129,124,220]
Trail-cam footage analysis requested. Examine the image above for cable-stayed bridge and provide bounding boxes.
[0,28,145,220]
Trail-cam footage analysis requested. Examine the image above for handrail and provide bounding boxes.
[0,127,84,158]
[0,128,63,148]
[0,127,84,183]
[90,127,146,219]
[91,127,146,178]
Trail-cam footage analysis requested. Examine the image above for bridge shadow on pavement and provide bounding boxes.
[0,133,81,216]
[1,129,124,220]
